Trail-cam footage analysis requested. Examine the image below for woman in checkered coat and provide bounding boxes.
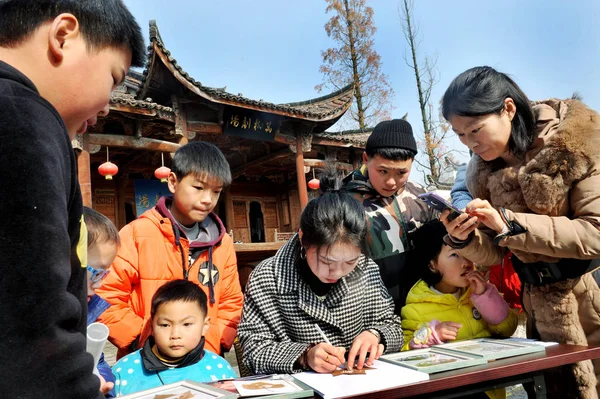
[238,172,403,375]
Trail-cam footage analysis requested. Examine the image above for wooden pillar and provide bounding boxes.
[173,95,188,146]
[295,133,308,209]
[349,148,362,170]
[116,175,127,230]
[224,187,234,233]
[77,133,92,207]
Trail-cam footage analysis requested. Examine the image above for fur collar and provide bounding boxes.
[466,99,600,216]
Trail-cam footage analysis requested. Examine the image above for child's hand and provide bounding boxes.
[466,270,487,295]
[306,343,346,374]
[99,374,114,395]
[434,321,462,341]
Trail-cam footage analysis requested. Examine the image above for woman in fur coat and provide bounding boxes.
[440,66,600,398]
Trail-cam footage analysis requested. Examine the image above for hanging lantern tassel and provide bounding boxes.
[154,153,171,183]
[307,168,320,190]
[98,147,118,180]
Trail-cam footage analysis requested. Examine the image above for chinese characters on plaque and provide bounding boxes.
[133,179,170,217]
[224,109,281,142]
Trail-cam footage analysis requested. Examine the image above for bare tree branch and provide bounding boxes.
[399,0,459,187]
[318,0,395,129]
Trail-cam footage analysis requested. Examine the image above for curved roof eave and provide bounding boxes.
[136,20,354,123]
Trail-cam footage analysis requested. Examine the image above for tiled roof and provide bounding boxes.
[314,128,373,146]
[137,20,353,122]
[110,84,173,113]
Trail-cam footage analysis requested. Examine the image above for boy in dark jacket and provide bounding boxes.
[0,2,144,398]
[343,119,434,313]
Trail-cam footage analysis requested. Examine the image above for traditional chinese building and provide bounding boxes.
[76,21,368,266]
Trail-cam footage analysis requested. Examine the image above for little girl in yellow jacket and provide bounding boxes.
[401,220,517,399]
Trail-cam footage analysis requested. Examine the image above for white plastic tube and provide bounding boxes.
[87,322,109,376]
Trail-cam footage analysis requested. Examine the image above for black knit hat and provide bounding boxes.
[366,119,417,154]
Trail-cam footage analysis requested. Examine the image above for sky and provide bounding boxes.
[122,0,600,181]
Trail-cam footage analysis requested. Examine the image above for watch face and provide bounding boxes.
[367,329,381,342]
[414,326,429,344]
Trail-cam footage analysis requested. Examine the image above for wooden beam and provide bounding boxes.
[296,134,308,209]
[187,121,223,135]
[77,133,92,207]
[231,148,291,178]
[303,159,353,171]
[109,103,174,123]
[110,103,156,116]
[275,133,365,149]
[88,134,180,152]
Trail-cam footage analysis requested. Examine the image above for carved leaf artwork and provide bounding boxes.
[242,381,286,390]
[153,391,193,399]
[332,366,375,377]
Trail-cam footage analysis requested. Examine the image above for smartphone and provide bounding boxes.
[418,192,464,221]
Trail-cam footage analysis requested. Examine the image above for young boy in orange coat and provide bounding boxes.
[97,142,243,359]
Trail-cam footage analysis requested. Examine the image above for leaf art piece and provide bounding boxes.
[241,381,286,390]
[332,366,375,377]
[153,391,194,399]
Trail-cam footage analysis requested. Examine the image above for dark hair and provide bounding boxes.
[299,165,367,254]
[83,206,120,247]
[171,141,232,186]
[0,0,145,68]
[409,220,449,286]
[366,147,416,161]
[441,66,536,156]
[151,280,208,319]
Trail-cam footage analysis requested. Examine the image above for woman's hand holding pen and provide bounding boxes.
[347,331,384,371]
[306,343,346,373]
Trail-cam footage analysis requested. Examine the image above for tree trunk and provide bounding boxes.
[402,0,438,181]
[344,0,366,130]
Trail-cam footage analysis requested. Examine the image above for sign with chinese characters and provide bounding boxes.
[223,108,281,141]
[94,189,116,225]
[133,179,170,218]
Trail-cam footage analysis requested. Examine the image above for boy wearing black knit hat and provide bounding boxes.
[343,119,434,314]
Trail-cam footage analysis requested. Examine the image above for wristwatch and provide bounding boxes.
[413,325,432,345]
[492,207,527,245]
[367,328,381,343]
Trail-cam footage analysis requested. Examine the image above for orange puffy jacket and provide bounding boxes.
[97,197,243,359]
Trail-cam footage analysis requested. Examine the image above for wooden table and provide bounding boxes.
[322,344,600,399]
[234,241,285,264]
[234,241,285,290]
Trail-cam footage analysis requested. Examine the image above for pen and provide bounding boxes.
[314,324,347,370]
[314,324,332,345]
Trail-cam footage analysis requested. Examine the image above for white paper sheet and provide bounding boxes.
[294,360,429,399]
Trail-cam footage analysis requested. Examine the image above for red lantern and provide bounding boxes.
[154,166,171,182]
[98,161,118,180]
[154,153,171,183]
[308,178,320,190]
[98,147,118,180]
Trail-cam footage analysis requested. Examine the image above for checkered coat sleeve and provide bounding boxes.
[238,236,402,374]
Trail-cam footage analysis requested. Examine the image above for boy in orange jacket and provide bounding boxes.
[98,142,243,359]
